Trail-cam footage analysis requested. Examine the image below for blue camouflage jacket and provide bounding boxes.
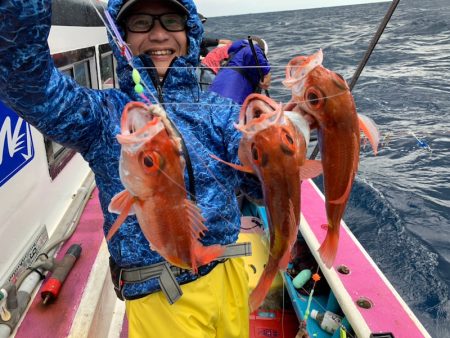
[0,0,260,298]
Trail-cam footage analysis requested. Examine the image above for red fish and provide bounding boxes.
[107,102,225,273]
[212,94,322,312]
[284,49,379,268]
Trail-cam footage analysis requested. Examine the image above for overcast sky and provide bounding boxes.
[195,0,389,17]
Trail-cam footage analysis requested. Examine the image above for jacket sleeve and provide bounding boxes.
[0,1,105,154]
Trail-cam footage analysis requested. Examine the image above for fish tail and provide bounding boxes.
[358,114,380,155]
[249,264,278,313]
[318,224,340,268]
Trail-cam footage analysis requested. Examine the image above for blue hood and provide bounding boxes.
[0,0,262,299]
[107,0,204,100]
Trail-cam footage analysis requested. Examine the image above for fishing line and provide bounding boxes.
[152,90,349,107]
[192,150,237,204]
[88,0,160,105]
[291,269,356,338]
[88,1,211,201]
[141,100,436,155]
[137,64,344,70]
[84,0,436,160]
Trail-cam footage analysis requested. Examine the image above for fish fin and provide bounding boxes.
[250,200,297,313]
[358,114,380,155]
[106,190,136,241]
[287,199,299,262]
[249,264,279,312]
[184,199,208,238]
[108,190,137,215]
[210,154,254,174]
[184,199,226,274]
[318,224,340,268]
[192,242,226,274]
[300,160,323,180]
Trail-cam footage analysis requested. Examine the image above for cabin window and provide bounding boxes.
[46,47,98,180]
[100,53,115,89]
[73,61,92,88]
[99,43,118,89]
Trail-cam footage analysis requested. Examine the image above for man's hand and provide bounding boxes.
[259,73,271,90]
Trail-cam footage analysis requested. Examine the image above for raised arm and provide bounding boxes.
[0,1,110,154]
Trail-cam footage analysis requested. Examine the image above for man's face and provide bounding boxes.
[125,1,188,78]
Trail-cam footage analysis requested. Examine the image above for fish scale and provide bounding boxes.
[212,94,322,311]
[107,101,226,273]
[284,50,379,268]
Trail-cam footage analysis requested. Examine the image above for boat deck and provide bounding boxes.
[14,189,127,338]
[12,181,430,337]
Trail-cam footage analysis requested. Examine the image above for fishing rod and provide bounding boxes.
[309,0,401,160]
[248,36,271,98]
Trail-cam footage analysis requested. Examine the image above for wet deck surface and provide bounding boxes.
[15,189,112,337]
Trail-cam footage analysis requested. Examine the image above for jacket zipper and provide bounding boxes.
[140,55,197,202]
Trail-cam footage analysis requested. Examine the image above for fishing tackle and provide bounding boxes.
[303,271,322,321]
[410,131,432,152]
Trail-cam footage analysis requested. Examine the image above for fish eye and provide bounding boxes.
[307,92,320,105]
[252,146,259,161]
[305,88,324,109]
[140,151,161,173]
[143,155,154,168]
[335,72,345,81]
[281,129,296,154]
[285,133,294,145]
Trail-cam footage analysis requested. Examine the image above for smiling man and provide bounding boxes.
[0,0,261,337]
[119,0,189,78]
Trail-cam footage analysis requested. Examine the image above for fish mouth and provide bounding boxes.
[235,94,284,136]
[117,102,165,146]
[283,102,318,130]
[239,94,281,124]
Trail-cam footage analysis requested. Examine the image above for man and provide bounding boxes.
[0,0,261,337]
[206,37,271,104]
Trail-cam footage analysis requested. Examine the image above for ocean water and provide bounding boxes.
[204,0,450,336]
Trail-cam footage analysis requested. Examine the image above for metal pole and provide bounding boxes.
[349,0,401,91]
[247,36,270,97]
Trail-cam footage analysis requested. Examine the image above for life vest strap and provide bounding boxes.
[110,242,252,304]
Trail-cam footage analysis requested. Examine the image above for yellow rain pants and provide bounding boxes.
[125,258,249,338]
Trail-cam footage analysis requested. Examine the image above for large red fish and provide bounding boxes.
[107,102,225,273]
[212,94,322,312]
[284,49,379,268]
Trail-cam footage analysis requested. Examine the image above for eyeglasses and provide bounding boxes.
[125,13,187,33]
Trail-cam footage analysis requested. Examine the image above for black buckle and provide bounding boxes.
[109,257,125,301]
